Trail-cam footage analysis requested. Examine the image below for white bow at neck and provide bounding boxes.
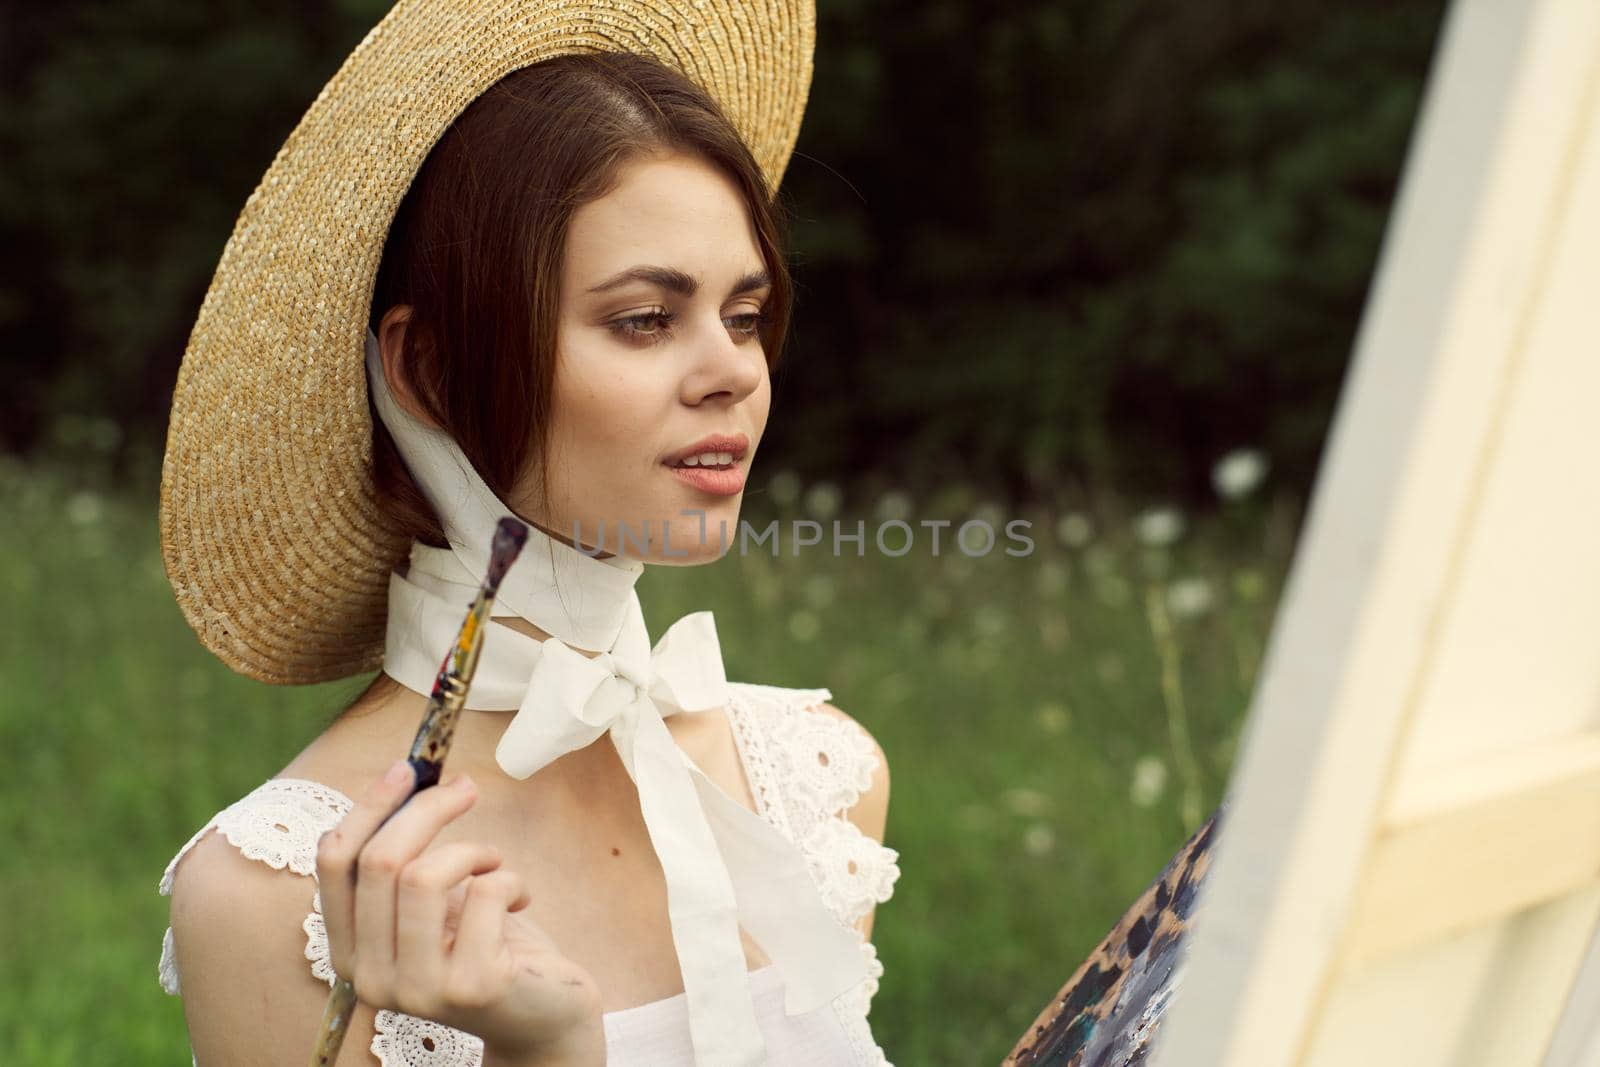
[363,327,867,1064]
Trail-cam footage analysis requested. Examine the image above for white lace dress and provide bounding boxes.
[157,683,900,1066]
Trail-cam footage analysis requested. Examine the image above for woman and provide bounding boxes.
[154,5,899,1065]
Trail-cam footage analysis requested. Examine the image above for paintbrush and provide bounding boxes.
[309,516,530,1066]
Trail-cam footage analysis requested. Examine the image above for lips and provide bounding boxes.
[666,462,746,496]
[663,432,750,468]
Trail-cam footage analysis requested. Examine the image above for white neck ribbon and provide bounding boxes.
[364,327,867,1063]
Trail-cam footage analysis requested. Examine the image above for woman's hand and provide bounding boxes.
[317,759,606,1065]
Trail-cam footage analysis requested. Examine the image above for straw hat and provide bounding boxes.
[158,0,814,685]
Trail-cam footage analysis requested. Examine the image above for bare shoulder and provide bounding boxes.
[810,701,891,845]
[166,827,383,1064]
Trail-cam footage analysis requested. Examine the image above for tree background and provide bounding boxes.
[1,0,1447,512]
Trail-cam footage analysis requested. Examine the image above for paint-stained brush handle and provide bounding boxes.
[308,517,529,1067]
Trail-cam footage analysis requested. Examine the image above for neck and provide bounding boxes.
[491,611,605,653]
[343,668,631,803]
[420,507,619,654]
[365,323,644,653]
[524,513,618,562]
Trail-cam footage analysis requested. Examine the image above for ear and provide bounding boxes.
[376,305,443,430]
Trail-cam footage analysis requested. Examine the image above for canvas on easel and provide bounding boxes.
[1133,0,1600,1063]
[1001,1,1600,1061]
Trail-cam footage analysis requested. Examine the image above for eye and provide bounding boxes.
[606,307,774,346]
[609,310,676,344]
[725,310,774,340]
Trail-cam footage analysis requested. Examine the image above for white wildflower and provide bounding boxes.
[804,574,835,609]
[1212,448,1269,500]
[1133,506,1185,547]
[1166,576,1215,619]
[874,489,914,522]
[1130,755,1168,808]
[1022,823,1055,856]
[1056,511,1094,548]
[974,604,1009,638]
[1003,787,1051,817]
[767,470,802,508]
[1035,702,1071,735]
[803,480,842,521]
[1035,558,1070,597]
[970,500,1005,533]
[66,490,104,526]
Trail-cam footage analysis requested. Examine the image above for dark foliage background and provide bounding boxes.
[1,0,1446,507]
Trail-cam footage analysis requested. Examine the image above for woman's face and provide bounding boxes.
[515,149,772,565]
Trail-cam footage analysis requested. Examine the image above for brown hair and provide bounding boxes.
[345,50,795,716]
[368,49,794,550]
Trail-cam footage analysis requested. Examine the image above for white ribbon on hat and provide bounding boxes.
[364,327,867,1064]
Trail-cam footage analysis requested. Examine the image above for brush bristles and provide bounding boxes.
[486,517,529,591]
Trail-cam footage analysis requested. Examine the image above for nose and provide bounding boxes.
[681,311,765,406]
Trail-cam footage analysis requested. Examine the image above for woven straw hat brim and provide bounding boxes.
[159,0,814,684]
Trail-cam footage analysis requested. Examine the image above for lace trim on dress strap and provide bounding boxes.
[830,939,893,1066]
[754,686,903,928]
[156,778,488,1065]
[727,683,901,1066]
[725,681,826,841]
[306,881,488,1064]
[368,1009,485,1064]
[157,778,354,996]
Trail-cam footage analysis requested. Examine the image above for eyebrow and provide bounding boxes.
[585,265,772,299]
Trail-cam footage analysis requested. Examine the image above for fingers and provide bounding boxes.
[446,870,532,1000]
[317,758,418,978]
[353,774,479,983]
[314,757,478,985]
[395,840,504,979]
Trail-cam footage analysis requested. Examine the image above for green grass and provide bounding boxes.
[0,458,1297,1065]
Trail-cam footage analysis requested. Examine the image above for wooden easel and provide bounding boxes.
[1006,0,1600,1062]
